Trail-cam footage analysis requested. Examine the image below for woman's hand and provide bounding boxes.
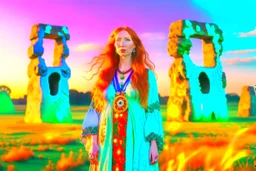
[81,137,86,144]
[88,135,99,165]
[149,140,159,164]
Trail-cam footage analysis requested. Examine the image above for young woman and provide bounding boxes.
[81,26,164,171]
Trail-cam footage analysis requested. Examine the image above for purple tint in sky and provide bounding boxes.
[1,0,255,98]
[0,0,212,68]
[0,0,212,42]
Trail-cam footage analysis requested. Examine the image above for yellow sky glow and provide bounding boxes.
[3,66,248,99]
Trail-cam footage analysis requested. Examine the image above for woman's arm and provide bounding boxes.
[144,70,164,163]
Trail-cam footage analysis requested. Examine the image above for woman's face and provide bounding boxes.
[114,30,135,58]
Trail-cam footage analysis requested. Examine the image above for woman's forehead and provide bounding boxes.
[116,30,131,38]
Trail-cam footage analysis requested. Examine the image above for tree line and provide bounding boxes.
[12,89,240,105]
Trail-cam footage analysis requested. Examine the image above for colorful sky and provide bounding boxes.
[0,0,255,99]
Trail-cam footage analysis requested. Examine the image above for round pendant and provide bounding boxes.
[120,74,125,80]
[113,93,128,113]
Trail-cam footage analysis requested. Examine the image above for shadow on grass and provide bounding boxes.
[50,119,84,125]
[71,119,84,124]
[0,167,3,171]
[228,117,256,122]
[188,116,256,123]
[72,164,90,171]
[0,156,49,171]
[0,112,25,115]
[165,131,228,143]
[1,148,89,171]
[6,132,32,136]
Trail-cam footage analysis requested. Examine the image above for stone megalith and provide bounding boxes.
[166,19,228,122]
[238,86,256,117]
[24,24,72,123]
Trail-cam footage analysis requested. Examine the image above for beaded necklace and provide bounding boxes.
[117,67,133,79]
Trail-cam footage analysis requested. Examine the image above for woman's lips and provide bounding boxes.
[120,49,126,53]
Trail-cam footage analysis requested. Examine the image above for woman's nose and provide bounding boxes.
[119,40,125,46]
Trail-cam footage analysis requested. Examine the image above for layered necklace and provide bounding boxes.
[117,67,133,87]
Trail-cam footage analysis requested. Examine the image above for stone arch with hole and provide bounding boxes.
[24,23,72,123]
[166,19,228,121]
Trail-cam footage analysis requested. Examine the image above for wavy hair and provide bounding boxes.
[86,26,156,113]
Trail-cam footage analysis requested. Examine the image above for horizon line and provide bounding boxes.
[9,89,240,100]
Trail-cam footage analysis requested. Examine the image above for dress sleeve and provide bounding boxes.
[81,101,100,138]
[144,69,164,152]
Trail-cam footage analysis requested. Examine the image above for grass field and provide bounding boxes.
[0,103,256,171]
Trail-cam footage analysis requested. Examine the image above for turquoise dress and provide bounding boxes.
[81,69,164,171]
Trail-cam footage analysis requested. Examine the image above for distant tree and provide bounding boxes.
[226,93,240,102]
[69,89,91,105]
[11,90,240,105]
[0,85,11,94]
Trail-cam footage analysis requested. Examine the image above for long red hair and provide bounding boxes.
[87,26,155,113]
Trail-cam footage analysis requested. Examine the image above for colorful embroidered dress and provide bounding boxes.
[82,69,164,171]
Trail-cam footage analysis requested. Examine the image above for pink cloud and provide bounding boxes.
[239,29,256,37]
[140,32,166,41]
[225,49,256,54]
[72,43,103,52]
[222,56,256,65]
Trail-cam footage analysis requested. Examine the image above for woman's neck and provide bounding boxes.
[118,56,132,71]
